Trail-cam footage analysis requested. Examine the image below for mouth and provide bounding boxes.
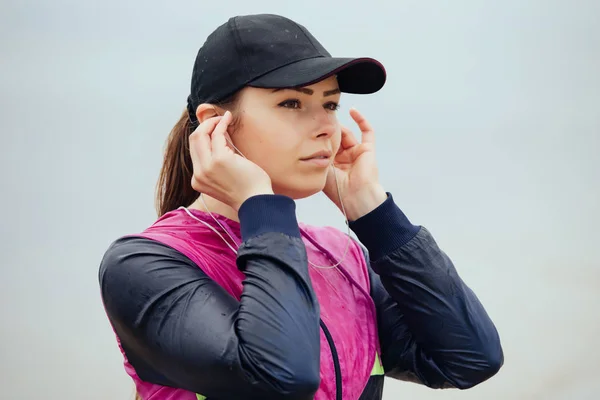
[300,150,332,168]
[300,150,332,161]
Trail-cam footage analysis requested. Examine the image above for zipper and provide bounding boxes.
[319,319,342,400]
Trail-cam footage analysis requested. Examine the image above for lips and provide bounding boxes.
[301,150,332,161]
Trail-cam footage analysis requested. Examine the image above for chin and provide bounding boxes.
[273,177,327,200]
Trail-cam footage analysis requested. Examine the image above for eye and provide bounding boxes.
[278,99,301,109]
[324,102,340,111]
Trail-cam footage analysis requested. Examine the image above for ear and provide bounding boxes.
[195,103,221,123]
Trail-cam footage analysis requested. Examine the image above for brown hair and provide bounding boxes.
[155,93,241,216]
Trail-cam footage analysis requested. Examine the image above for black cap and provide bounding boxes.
[187,14,386,124]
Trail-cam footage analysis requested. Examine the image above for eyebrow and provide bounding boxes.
[272,87,341,97]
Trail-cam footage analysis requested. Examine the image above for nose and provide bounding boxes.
[310,108,337,139]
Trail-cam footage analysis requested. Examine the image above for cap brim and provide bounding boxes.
[249,57,386,94]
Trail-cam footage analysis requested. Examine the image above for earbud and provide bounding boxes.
[212,106,247,158]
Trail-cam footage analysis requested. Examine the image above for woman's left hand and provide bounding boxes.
[323,108,388,221]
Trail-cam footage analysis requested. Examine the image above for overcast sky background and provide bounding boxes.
[1,1,599,399]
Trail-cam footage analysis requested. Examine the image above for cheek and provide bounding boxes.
[332,127,342,154]
[234,113,300,165]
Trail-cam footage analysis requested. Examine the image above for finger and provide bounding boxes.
[340,125,359,150]
[189,116,221,166]
[210,111,233,156]
[349,107,375,144]
[223,131,238,155]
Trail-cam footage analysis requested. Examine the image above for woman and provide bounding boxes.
[99,13,503,400]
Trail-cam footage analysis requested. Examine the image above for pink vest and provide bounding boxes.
[116,208,381,399]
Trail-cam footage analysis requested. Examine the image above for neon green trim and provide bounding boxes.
[196,394,206,400]
[371,352,384,376]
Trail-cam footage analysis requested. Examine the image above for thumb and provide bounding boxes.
[323,165,342,206]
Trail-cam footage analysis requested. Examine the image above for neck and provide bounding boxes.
[189,194,240,222]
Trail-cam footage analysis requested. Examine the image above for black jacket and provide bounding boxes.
[99,193,503,399]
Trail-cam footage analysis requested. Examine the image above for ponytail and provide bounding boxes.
[155,109,197,217]
[155,93,241,217]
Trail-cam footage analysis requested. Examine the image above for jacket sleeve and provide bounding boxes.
[349,193,504,390]
[98,195,321,400]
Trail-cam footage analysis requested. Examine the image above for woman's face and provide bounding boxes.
[231,76,342,199]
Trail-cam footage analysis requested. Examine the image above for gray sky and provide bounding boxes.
[1,1,599,399]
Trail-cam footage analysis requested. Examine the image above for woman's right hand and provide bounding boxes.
[189,111,273,211]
